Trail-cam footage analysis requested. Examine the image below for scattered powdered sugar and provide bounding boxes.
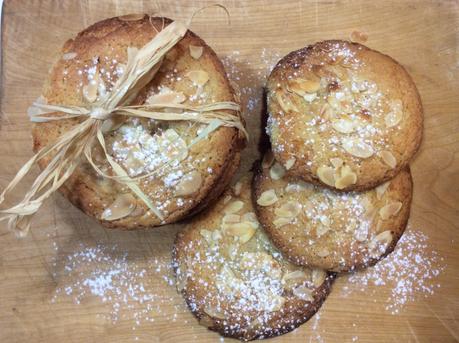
[51,243,184,328]
[341,228,445,314]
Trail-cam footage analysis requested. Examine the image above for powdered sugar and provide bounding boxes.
[341,228,445,314]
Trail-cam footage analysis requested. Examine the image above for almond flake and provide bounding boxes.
[303,93,317,102]
[257,189,278,206]
[317,166,336,187]
[147,88,186,104]
[375,181,391,200]
[200,229,214,245]
[175,170,202,196]
[385,108,403,128]
[222,214,241,224]
[273,217,292,227]
[241,212,258,224]
[317,248,330,257]
[332,119,355,134]
[380,150,397,169]
[292,286,313,302]
[379,201,403,220]
[83,79,98,103]
[335,165,357,189]
[288,78,321,95]
[224,200,244,214]
[270,162,286,180]
[101,193,136,221]
[269,295,286,312]
[282,270,307,282]
[342,137,374,158]
[232,181,243,196]
[63,52,77,60]
[189,45,203,59]
[186,70,209,86]
[275,201,301,218]
[312,269,326,287]
[285,158,296,170]
[354,226,369,242]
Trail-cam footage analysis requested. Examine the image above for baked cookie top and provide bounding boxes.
[32,15,243,229]
[253,156,412,272]
[174,175,333,341]
[267,40,422,191]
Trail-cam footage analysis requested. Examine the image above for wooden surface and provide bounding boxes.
[1,0,458,342]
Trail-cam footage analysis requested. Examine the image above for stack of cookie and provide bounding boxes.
[256,40,422,272]
[174,40,422,341]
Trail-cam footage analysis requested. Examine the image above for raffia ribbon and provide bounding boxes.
[0,18,247,237]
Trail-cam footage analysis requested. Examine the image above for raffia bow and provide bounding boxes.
[0,18,247,237]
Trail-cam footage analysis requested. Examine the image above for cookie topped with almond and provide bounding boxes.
[32,15,244,229]
[253,155,412,272]
[266,40,422,191]
[173,175,333,341]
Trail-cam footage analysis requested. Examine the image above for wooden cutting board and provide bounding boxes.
[1,1,458,342]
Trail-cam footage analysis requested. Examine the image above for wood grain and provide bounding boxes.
[1,0,458,342]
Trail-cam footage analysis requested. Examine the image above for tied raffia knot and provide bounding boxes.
[0,16,247,237]
[90,107,112,120]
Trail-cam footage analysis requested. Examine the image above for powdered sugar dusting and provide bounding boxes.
[341,228,445,314]
[51,243,185,328]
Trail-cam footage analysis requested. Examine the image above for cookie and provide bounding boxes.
[173,175,333,341]
[253,157,412,272]
[266,40,422,191]
[32,15,244,229]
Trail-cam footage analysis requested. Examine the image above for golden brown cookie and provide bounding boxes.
[266,40,422,191]
[253,156,412,272]
[173,175,333,341]
[32,15,244,229]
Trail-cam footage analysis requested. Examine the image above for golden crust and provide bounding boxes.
[32,15,243,229]
[253,158,412,272]
[267,40,423,191]
[173,175,334,341]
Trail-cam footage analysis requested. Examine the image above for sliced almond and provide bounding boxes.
[186,70,209,86]
[189,45,203,59]
[225,222,254,236]
[119,13,146,21]
[262,150,275,168]
[175,170,202,196]
[257,190,278,206]
[282,158,296,172]
[335,165,357,189]
[285,181,311,193]
[368,230,393,257]
[311,269,326,287]
[101,193,136,221]
[330,157,343,169]
[239,227,257,244]
[270,162,286,180]
[83,79,98,103]
[273,217,292,227]
[224,200,244,214]
[292,286,313,302]
[146,88,186,104]
[63,52,77,60]
[275,201,301,218]
[379,201,403,220]
[375,181,391,200]
[380,150,397,169]
[342,137,374,158]
[332,119,355,134]
[223,195,232,204]
[232,181,243,196]
[282,270,307,282]
[317,166,336,187]
[387,99,403,126]
[317,248,330,257]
